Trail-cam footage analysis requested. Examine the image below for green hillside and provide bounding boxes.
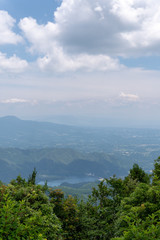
[0,147,126,183]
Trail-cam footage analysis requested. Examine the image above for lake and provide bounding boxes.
[39,176,99,187]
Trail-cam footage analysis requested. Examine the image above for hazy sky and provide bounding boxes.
[1,0,160,127]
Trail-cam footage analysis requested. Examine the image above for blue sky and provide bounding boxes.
[0,0,160,127]
[0,0,60,22]
[0,0,60,59]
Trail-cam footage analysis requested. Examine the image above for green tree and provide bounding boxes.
[50,189,81,240]
[0,174,62,239]
[113,182,160,239]
[77,176,125,239]
[127,163,150,184]
[28,168,37,185]
[77,164,150,240]
[152,156,160,183]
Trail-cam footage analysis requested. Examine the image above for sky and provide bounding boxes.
[1,0,160,127]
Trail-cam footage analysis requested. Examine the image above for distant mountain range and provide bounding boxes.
[0,115,84,148]
[0,116,160,183]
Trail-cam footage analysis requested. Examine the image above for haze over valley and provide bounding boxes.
[0,116,159,184]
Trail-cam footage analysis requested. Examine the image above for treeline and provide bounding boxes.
[1,158,160,239]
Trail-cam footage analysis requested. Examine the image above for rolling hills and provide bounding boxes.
[0,147,126,183]
[0,116,160,183]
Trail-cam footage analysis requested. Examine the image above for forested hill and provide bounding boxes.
[0,147,126,183]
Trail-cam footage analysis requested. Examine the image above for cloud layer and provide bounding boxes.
[0,0,160,126]
[17,0,160,72]
[1,0,160,72]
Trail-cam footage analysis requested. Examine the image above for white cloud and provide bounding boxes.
[19,17,59,54]
[17,0,160,73]
[94,6,103,12]
[0,52,28,72]
[0,0,160,74]
[1,98,29,104]
[37,51,122,72]
[19,15,122,72]
[120,92,139,101]
[52,0,126,55]
[1,98,37,104]
[111,0,147,24]
[111,0,160,54]
[58,0,160,55]
[0,11,22,45]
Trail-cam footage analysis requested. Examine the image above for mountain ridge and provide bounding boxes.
[0,147,126,183]
[0,115,159,183]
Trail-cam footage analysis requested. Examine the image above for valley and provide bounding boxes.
[0,116,159,184]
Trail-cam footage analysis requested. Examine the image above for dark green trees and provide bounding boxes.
[1,157,160,240]
[28,167,37,185]
[112,157,160,240]
[152,156,160,182]
[73,163,153,240]
[50,189,81,240]
[128,163,150,184]
[0,174,62,239]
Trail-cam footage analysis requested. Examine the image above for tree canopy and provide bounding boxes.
[0,157,160,239]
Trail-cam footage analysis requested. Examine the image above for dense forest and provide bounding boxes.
[1,157,160,239]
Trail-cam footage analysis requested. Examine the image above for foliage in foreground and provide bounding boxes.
[1,158,160,239]
[0,174,62,239]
